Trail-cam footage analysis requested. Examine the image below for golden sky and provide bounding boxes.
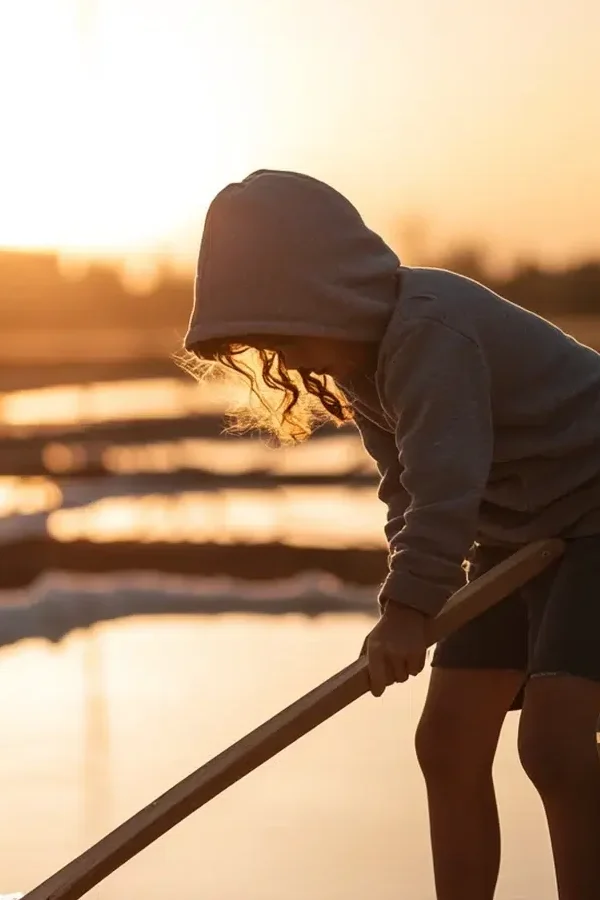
[1,0,599,273]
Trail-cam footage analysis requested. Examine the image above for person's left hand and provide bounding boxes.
[360,601,429,696]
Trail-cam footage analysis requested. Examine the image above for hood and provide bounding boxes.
[184,169,400,351]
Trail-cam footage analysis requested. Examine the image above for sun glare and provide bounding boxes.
[1,1,599,267]
[0,1,262,255]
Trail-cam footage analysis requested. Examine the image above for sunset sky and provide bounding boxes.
[1,0,599,275]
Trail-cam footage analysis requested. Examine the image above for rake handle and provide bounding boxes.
[23,538,564,900]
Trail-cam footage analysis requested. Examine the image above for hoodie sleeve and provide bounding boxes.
[377,318,493,617]
[352,411,411,551]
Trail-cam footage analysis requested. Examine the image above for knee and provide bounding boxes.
[518,703,589,795]
[415,708,494,784]
[414,712,450,780]
[415,668,519,785]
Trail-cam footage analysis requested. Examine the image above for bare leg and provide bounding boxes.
[518,675,600,900]
[415,667,524,900]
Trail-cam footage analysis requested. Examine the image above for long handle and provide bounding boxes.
[23,538,564,900]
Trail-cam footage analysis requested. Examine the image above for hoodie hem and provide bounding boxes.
[184,321,380,351]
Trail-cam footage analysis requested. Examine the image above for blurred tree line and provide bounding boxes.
[1,243,599,336]
[435,248,600,318]
[0,251,190,330]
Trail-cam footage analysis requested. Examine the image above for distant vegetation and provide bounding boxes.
[0,250,190,331]
[434,247,600,318]
[1,243,599,339]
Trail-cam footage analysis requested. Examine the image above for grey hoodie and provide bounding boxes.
[185,170,600,617]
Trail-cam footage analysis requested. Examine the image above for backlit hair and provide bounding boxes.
[175,337,353,444]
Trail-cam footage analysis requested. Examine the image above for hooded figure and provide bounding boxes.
[185,169,600,617]
[184,170,600,896]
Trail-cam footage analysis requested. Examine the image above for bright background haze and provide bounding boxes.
[1,0,599,278]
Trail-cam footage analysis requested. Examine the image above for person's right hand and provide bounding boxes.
[360,601,429,696]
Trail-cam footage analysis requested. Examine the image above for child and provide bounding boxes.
[182,169,600,900]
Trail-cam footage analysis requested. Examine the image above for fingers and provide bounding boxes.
[366,637,388,697]
[365,641,426,695]
[406,649,427,677]
[366,638,409,695]
[390,651,408,684]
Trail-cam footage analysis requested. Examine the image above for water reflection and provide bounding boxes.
[81,629,111,844]
[0,477,61,517]
[0,615,556,900]
[48,487,386,548]
[0,474,384,550]
[0,377,236,428]
[39,433,375,478]
[100,434,374,477]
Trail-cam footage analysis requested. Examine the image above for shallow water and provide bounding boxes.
[0,375,384,550]
[0,478,385,549]
[48,485,386,548]
[0,377,228,428]
[1,614,556,899]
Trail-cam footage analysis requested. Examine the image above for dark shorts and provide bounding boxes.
[432,535,600,710]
